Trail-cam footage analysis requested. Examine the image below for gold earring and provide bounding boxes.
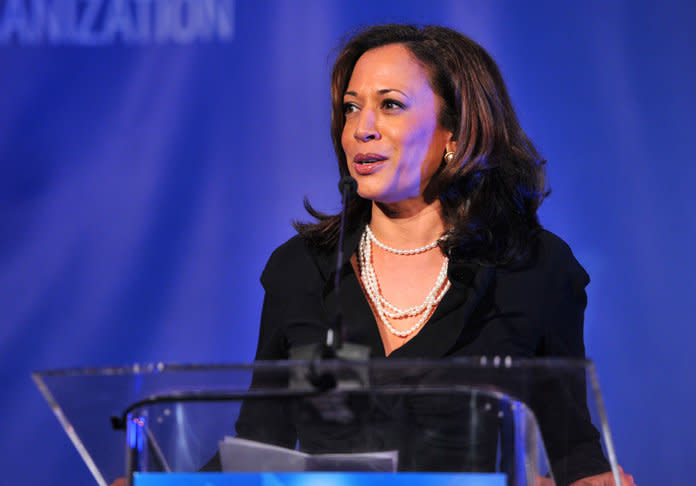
[444,151,456,164]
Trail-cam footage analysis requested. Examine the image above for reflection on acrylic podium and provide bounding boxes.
[33,358,623,486]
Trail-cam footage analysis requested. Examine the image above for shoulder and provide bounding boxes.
[458,230,590,359]
[498,230,588,284]
[499,229,590,356]
[492,230,590,324]
[534,230,589,287]
[260,234,330,293]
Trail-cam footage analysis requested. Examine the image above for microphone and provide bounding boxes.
[338,175,358,197]
[331,176,358,351]
[289,175,369,392]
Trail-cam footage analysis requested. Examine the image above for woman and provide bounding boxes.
[233,24,636,486]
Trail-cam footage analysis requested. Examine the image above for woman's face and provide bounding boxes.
[341,43,454,205]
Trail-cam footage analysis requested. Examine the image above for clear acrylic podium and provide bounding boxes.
[33,358,622,486]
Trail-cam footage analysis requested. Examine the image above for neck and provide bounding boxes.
[370,199,447,249]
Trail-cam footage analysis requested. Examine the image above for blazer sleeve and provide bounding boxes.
[532,232,610,485]
[233,238,308,449]
[234,234,331,449]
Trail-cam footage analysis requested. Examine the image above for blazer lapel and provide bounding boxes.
[389,262,495,359]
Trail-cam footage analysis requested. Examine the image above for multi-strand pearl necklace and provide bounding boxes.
[359,225,451,337]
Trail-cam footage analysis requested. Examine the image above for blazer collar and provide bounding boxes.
[314,218,367,283]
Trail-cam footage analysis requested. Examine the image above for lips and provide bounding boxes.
[353,153,387,175]
[354,153,387,164]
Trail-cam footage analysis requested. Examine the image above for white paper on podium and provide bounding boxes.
[219,436,398,472]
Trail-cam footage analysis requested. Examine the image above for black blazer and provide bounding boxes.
[235,224,609,485]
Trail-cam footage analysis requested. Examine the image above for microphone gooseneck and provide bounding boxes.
[296,175,369,391]
[331,175,358,351]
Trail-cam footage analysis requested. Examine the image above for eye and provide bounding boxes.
[343,102,358,115]
[382,99,405,111]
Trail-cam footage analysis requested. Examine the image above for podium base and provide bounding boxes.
[134,472,507,486]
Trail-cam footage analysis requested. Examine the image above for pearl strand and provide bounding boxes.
[365,224,441,255]
[358,229,451,337]
[362,234,449,318]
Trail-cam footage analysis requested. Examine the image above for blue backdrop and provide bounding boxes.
[1,1,694,484]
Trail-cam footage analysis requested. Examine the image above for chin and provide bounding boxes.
[356,185,390,203]
[356,190,379,202]
[354,179,416,205]
[354,182,381,201]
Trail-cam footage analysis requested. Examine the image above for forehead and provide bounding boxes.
[347,43,432,93]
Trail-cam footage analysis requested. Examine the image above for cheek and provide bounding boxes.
[341,124,352,154]
[401,124,438,163]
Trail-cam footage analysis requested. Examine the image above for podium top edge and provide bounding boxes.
[33,357,592,377]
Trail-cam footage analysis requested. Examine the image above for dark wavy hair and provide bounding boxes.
[294,24,548,265]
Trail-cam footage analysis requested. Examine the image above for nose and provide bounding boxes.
[353,108,380,142]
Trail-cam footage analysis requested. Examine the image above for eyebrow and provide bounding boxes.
[344,88,410,98]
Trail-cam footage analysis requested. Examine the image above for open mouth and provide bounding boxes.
[352,155,386,175]
[354,153,387,164]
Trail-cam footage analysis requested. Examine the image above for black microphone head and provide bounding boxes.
[338,175,357,196]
